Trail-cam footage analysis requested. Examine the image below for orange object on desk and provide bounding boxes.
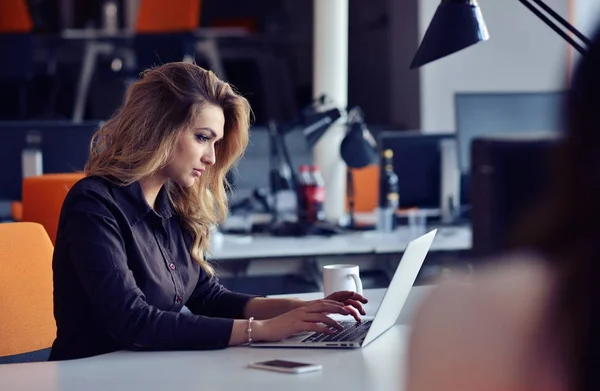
[347,164,379,213]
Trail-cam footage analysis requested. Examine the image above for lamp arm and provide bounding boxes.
[274,130,300,189]
[278,115,303,135]
[279,94,331,136]
[528,0,593,47]
[517,0,589,54]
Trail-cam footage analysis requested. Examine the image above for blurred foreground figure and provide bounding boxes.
[407,25,600,391]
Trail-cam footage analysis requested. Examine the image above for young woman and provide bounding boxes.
[49,62,367,361]
[406,25,600,391]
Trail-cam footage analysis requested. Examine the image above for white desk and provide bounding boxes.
[208,225,471,261]
[0,287,430,391]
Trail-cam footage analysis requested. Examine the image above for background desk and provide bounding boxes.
[209,225,471,261]
[0,287,429,391]
[208,226,471,292]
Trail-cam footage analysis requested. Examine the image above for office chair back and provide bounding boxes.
[135,0,201,33]
[133,0,200,70]
[0,0,33,33]
[0,222,56,363]
[22,173,85,244]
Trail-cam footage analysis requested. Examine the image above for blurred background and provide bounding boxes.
[1,0,414,127]
[1,0,597,295]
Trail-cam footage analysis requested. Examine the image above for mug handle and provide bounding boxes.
[349,274,363,295]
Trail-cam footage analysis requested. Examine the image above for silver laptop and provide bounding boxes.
[251,229,437,349]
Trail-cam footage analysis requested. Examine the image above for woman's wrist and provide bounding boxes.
[229,318,270,345]
[250,319,268,342]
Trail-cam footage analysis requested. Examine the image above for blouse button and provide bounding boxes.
[169,263,176,270]
[176,296,183,304]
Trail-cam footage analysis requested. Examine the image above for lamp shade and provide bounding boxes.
[411,0,489,69]
[340,122,377,169]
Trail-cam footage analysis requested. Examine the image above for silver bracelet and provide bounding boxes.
[247,317,254,345]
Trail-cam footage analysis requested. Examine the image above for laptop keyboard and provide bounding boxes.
[301,320,373,343]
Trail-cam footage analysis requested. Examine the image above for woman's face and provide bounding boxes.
[163,104,225,187]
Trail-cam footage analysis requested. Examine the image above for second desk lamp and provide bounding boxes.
[269,98,377,235]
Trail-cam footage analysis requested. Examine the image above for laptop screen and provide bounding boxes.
[362,230,437,346]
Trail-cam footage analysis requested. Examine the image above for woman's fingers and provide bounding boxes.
[344,305,362,322]
[327,291,369,304]
[344,299,366,315]
[304,301,350,315]
[314,299,364,319]
[306,323,337,335]
[315,299,352,308]
[302,313,343,330]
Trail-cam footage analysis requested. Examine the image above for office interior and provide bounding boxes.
[1,0,594,366]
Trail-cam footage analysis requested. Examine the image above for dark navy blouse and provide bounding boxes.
[49,176,255,361]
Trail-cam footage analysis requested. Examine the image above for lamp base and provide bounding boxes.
[344,222,376,231]
[269,220,346,237]
[337,212,376,231]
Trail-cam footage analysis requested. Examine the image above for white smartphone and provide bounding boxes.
[248,359,323,374]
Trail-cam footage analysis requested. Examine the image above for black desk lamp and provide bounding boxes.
[274,95,342,192]
[297,102,377,231]
[266,96,343,236]
[229,97,343,232]
[268,99,377,235]
[411,0,591,69]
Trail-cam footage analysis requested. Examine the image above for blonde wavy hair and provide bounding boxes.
[85,62,251,276]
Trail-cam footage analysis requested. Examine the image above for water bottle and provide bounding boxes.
[377,149,398,232]
[22,130,43,179]
[102,0,119,33]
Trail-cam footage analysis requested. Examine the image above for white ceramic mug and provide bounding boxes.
[322,264,363,297]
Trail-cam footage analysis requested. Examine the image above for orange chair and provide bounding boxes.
[0,222,55,362]
[22,173,85,243]
[10,201,23,222]
[0,0,33,33]
[135,0,201,33]
[132,0,202,71]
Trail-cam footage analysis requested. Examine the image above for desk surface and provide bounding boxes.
[0,287,429,391]
[208,225,471,260]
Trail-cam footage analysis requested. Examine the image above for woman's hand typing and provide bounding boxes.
[320,290,368,321]
[251,299,355,342]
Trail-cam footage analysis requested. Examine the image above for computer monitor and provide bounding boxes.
[0,121,101,201]
[377,131,454,209]
[455,91,565,174]
[470,134,560,257]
